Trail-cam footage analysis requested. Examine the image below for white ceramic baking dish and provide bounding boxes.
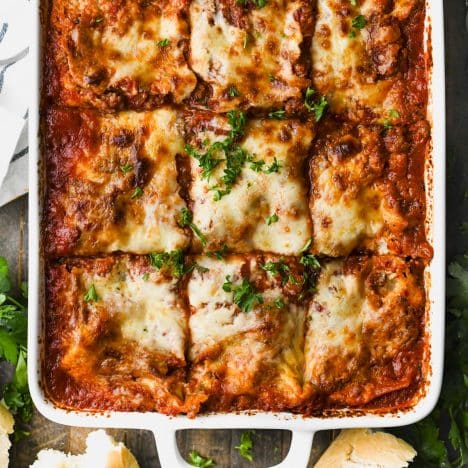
[25,0,446,465]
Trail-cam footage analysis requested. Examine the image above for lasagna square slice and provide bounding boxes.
[45,107,189,257]
[45,256,188,414]
[47,0,196,110]
[309,118,432,258]
[311,0,427,123]
[189,0,312,111]
[186,255,309,415]
[304,255,425,409]
[185,112,313,254]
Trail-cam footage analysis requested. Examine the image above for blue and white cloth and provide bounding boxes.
[0,0,31,206]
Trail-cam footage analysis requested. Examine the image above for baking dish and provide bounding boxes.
[26,0,446,466]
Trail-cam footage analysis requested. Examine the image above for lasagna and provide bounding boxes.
[43,0,431,416]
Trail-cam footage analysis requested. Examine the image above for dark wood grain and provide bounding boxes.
[2,1,467,465]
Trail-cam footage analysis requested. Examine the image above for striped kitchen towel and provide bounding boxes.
[0,14,30,207]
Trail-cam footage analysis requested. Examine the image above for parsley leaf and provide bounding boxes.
[185,143,223,181]
[304,88,328,121]
[157,38,170,47]
[178,208,207,246]
[149,250,185,277]
[235,431,254,461]
[207,244,229,260]
[274,298,285,309]
[249,159,265,172]
[228,86,240,97]
[0,257,11,293]
[188,450,215,467]
[222,276,263,312]
[266,213,279,225]
[268,109,286,120]
[83,284,99,303]
[120,163,133,174]
[300,254,320,269]
[0,257,33,432]
[264,157,282,174]
[300,238,313,252]
[236,0,267,9]
[131,186,143,199]
[352,15,367,29]
[261,258,298,286]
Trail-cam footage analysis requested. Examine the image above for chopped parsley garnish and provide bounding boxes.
[300,254,321,269]
[348,30,357,38]
[120,163,133,173]
[300,238,313,252]
[185,143,223,181]
[236,0,267,9]
[304,87,328,121]
[268,73,275,82]
[274,298,285,309]
[94,17,104,24]
[266,213,279,225]
[207,244,229,260]
[268,109,286,120]
[178,208,207,246]
[350,0,357,5]
[383,109,401,130]
[222,276,263,312]
[383,119,393,130]
[188,110,279,201]
[226,110,247,139]
[149,250,207,277]
[228,86,240,97]
[131,186,143,199]
[83,284,99,303]
[149,250,185,277]
[304,87,316,110]
[188,450,215,467]
[142,273,150,281]
[312,96,328,121]
[265,157,282,173]
[352,15,367,29]
[157,38,170,47]
[235,431,254,461]
[261,258,298,285]
[249,159,265,172]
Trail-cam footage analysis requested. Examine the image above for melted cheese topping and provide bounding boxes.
[51,0,196,109]
[310,124,415,256]
[46,108,188,256]
[187,255,305,410]
[189,0,310,110]
[311,0,419,122]
[188,116,313,254]
[304,256,424,400]
[69,259,186,362]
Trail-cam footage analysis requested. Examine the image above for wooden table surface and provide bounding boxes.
[1,1,467,466]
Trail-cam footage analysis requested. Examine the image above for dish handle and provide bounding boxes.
[152,429,315,468]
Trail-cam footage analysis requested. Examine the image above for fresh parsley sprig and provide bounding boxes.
[149,250,207,278]
[188,450,215,467]
[304,87,328,121]
[235,431,254,461]
[223,276,263,312]
[0,257,32,434]
[178,208,207,246]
